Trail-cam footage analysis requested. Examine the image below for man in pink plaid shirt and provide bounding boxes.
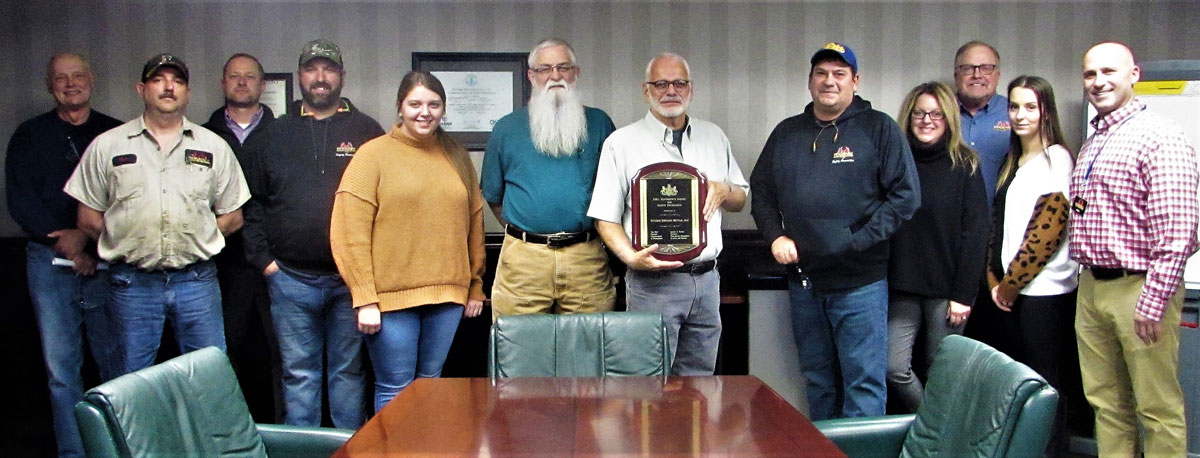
[1069,41,1199,457]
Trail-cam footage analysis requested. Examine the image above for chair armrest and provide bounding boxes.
[813,414,915,458]
[74,401,122,458]
[256,423,354,458]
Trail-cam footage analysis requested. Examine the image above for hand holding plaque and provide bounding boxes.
[631,162,707,262]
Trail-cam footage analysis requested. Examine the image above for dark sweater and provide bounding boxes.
[751,96,921,291]
[202,104,276,161]
[887,136,989,305]
[6,109,121,246]
[203,104,276,268]
[241,99,385,275]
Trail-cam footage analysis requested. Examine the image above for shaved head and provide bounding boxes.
[1083,42,1140,117]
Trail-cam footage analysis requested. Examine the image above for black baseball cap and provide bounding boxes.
[141,53,190,83]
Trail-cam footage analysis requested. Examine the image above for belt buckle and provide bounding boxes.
[545,232,572,248]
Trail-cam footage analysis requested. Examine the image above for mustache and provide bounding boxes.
[544,80,569,90]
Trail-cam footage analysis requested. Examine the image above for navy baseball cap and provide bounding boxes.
[810,42,857,73]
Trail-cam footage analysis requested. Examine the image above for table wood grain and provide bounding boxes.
[333,375,845,457]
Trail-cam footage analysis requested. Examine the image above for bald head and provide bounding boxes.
[1083,42,1140,117]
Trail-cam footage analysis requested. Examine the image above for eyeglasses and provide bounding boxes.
[955,64,997,76]
[645,79,691,91]
[531,64,577,75]
[911,109,945,121]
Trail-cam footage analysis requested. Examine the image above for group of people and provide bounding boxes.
[7,35,1195,458]
[751,39,1196,458]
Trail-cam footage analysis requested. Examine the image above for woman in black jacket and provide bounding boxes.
[886,82,989,412]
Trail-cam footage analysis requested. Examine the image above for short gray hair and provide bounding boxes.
[528,38,577,68]
[644,52,691,82]
[45,52,92,90]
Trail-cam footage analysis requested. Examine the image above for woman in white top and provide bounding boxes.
[986,75,1079,457]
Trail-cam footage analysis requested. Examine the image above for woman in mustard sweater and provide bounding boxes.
[331,71,485,411]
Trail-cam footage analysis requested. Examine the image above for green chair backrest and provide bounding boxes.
[488,312,671,378]
[74,347,267,458]
[901,335,1058,458]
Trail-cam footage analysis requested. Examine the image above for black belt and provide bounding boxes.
[666,260,717,275]
[1087,266,1146,281]
[506,226,597,248]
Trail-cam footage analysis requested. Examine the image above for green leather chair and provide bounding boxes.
[74,347,353,458]
[815,335,1059,458]
[488,312,671,378]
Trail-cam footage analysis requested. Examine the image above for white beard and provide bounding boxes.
[528,81,587,158]
[650,93,690,119]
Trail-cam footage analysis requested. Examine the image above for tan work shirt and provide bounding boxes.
[65,116,250,270]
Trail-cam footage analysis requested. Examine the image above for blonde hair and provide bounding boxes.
[898,81,978,173]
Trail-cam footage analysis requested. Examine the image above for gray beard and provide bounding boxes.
[528,85,587,158]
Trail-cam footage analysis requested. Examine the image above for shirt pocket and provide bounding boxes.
[109,164,145,203]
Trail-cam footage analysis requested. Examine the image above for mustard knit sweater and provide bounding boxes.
[330,125,485,312]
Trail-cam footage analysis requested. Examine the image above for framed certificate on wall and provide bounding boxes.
[412,52,531,150]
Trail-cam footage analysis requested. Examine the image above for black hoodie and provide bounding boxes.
[751,96,920,291]
[241,99,385,275]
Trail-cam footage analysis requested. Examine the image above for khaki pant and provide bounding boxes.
[490,235,615,320]
[1076,269,1187,457]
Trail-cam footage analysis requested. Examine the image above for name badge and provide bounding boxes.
[1071,196,1087,215]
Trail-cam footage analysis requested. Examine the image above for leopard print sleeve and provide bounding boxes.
[1000,192,1070,291]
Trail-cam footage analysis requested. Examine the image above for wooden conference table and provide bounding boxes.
[333,375,845,457]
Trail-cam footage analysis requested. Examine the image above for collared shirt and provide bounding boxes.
[588,112,749,263]
[65,116,251,270]
[1069,99,1199,320]
[481,106,616,234]
[223,106,264,144]
[959,93,1011,202]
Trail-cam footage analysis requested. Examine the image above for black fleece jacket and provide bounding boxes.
[751,96,920,291]
[241,99,384,275]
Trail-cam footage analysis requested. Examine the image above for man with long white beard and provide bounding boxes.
[589,53,748,375]
[482,38,617,318]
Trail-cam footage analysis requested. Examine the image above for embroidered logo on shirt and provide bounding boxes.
[831,146,855,164]
[994,120,1011,131]
[335,142,357,157]
[112,154,137,167]
[184,149,213,168]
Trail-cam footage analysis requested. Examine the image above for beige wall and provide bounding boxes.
[3,0,1198,235]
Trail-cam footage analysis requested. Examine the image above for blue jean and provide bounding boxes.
[26,242,119,458]
[365,303,462,412]
[625,268,722,375]
[266,267,365,429]
[108,260,226,374]
[789,278,888,420]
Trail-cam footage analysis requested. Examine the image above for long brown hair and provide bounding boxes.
[395,71,478,191]
[997,75,1070,188]
[898,81,979,173]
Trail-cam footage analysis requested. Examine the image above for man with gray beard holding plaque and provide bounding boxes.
[589,53,748,375]
[482,38,617,319]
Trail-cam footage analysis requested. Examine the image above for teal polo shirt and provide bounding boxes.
[481,106,616,234]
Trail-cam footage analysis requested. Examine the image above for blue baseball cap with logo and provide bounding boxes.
[810,42,858,73]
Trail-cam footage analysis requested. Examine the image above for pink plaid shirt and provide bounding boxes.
[1069,99,1200,321]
